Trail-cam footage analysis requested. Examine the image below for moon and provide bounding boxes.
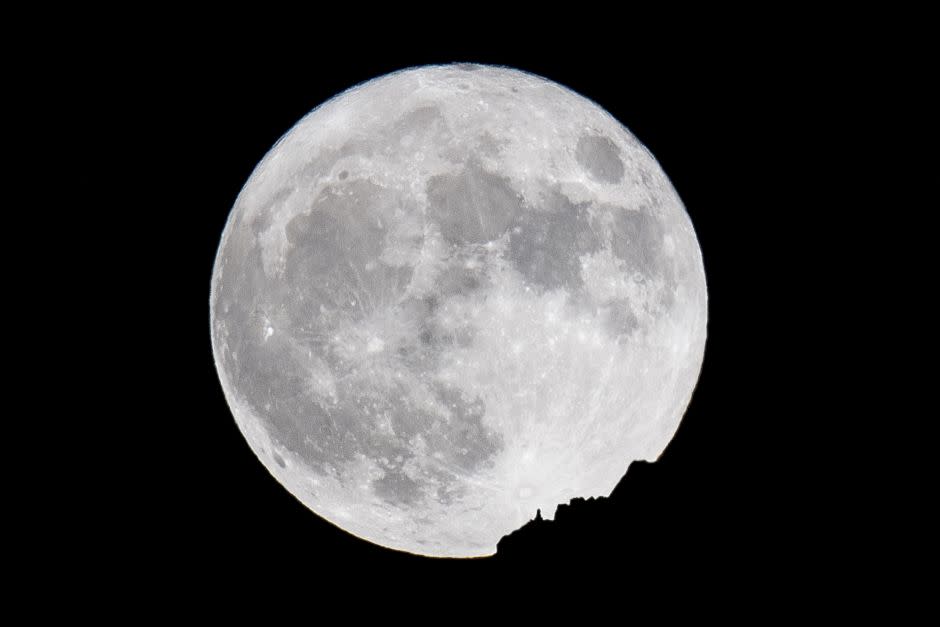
[210,64,707,557]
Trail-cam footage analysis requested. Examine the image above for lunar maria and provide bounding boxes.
[209,64,707,557]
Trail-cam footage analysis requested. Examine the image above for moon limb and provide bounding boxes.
[210,64,707,557]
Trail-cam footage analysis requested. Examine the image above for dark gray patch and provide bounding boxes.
[576,134,624,184]
[260,374,501,504]
[272,452,286,468]
[372,469,424,506]
[608,207,669,283]
[212,247,360,477]
[388,106,446,151]
[454,63,481,71]
[289,382,402,471]
[435,262,487,296]
[284,181,413,320]
[390,297,442,372]
[426,162,522,244]
[507,190,601,291]
[392,292,476,378]
[604,301,640,341]
[436,481,465,506]
[386,388,439,442]
[425,384,502,472]
[338,170,348,180]
[249,189,291,237]
[385,293,435,326]
[457,83,470,91]
[395,106,440,131]
[414,318,475,355]
[299,140,376,183]
[228,331,353,475]
[285,187,381,286]
[214,188,416,476]
[604,206,680,313]
[476,133,501,157]
[419,328,433,345]
[213,194,503,505]
[411,264,482,355]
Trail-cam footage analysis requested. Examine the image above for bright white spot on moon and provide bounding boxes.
[210,64,707,558]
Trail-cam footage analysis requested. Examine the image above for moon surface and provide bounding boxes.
[210,64,707,557]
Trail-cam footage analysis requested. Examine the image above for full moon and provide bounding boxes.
[210,64,707,557]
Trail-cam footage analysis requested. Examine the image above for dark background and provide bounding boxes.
[188,50,795,571]
[69,20,889,602]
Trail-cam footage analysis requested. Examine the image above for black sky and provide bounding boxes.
[68,20,879,603]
